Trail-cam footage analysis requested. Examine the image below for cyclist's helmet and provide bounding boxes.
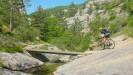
[99,28,102,31]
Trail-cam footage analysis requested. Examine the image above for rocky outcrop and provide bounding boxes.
[0,52,43,71]
[0,68,31,75]
[54,43,133,75]
[65,0,125,33]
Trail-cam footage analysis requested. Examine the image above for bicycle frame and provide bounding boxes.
[98,37,115,50]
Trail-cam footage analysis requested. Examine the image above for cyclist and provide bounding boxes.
[98,28,110,43]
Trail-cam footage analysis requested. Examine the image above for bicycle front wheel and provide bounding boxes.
[98,41,105,50]
[107,39,115,49]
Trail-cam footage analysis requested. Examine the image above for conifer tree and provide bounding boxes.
[69,2,77,17]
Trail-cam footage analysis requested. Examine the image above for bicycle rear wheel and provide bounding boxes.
[107,39,115,49]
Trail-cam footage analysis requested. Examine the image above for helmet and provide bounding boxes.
[99,28,102,31]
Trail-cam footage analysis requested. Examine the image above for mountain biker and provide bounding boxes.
[98,28,110,43]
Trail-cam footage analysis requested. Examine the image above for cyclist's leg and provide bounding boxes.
[104,33,110,47]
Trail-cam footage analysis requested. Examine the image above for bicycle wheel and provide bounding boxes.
[106,39,115,49]
[98,41,105,50]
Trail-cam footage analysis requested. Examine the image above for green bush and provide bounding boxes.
[123,15,133,37]
[6,45,23,53]
[104,1,120,11]
[121,0,133,13]
[0,45,23,53]
[93,2,104,10]
[109,17,127,34]
[104,1,112,10]
[2,27,13,35]
[50,30,84,52]
[79,32,92,52]
[18,26,40,42]
[89,16,109,31]
[108,10,117,20]
[110,24,119,33]
[93,2,99,6]
[88,4,93,15]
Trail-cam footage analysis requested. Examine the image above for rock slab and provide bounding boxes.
[0,68,31,75]
[54,44,133,75]
[0,52,43,70]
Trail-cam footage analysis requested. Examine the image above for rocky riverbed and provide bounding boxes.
[0,44,78,75]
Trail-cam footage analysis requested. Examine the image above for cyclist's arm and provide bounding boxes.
[99,33,104,38]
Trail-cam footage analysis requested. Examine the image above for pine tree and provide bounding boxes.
[69,2,77,17]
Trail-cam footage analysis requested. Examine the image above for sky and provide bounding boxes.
[25,0,88,15]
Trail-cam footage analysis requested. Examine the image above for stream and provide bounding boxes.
[32,62,65,75]
[23,44,73,75]
[27,52,69,75]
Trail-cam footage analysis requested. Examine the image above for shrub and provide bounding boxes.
[109,17,127,34]
[2,27,13,35]
[93,2,104,10]
[79,32,92,52]
[88,4,93,15]
[18,26,40,42]
[6,45,23,53]
[0,45,23,53]
[89,16,109,31]
[104,1,112,10]
[110,24,119,33]
[123,15,133,37]
[108,10,117,20]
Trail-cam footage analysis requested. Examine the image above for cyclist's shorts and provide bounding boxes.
[104,33,110,38]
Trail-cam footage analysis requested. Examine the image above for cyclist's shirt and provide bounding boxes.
[101,29,110,38]
[101,29,109,34]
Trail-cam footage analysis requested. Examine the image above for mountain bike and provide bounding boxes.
[98,37,115,50]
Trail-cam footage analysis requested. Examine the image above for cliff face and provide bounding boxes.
[65,0,127,33]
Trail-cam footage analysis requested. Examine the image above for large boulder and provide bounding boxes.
[0,68,31,75]
[0,52,43,70]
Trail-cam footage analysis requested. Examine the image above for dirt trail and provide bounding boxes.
[85,35,133,53]
[112,35,133,47]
